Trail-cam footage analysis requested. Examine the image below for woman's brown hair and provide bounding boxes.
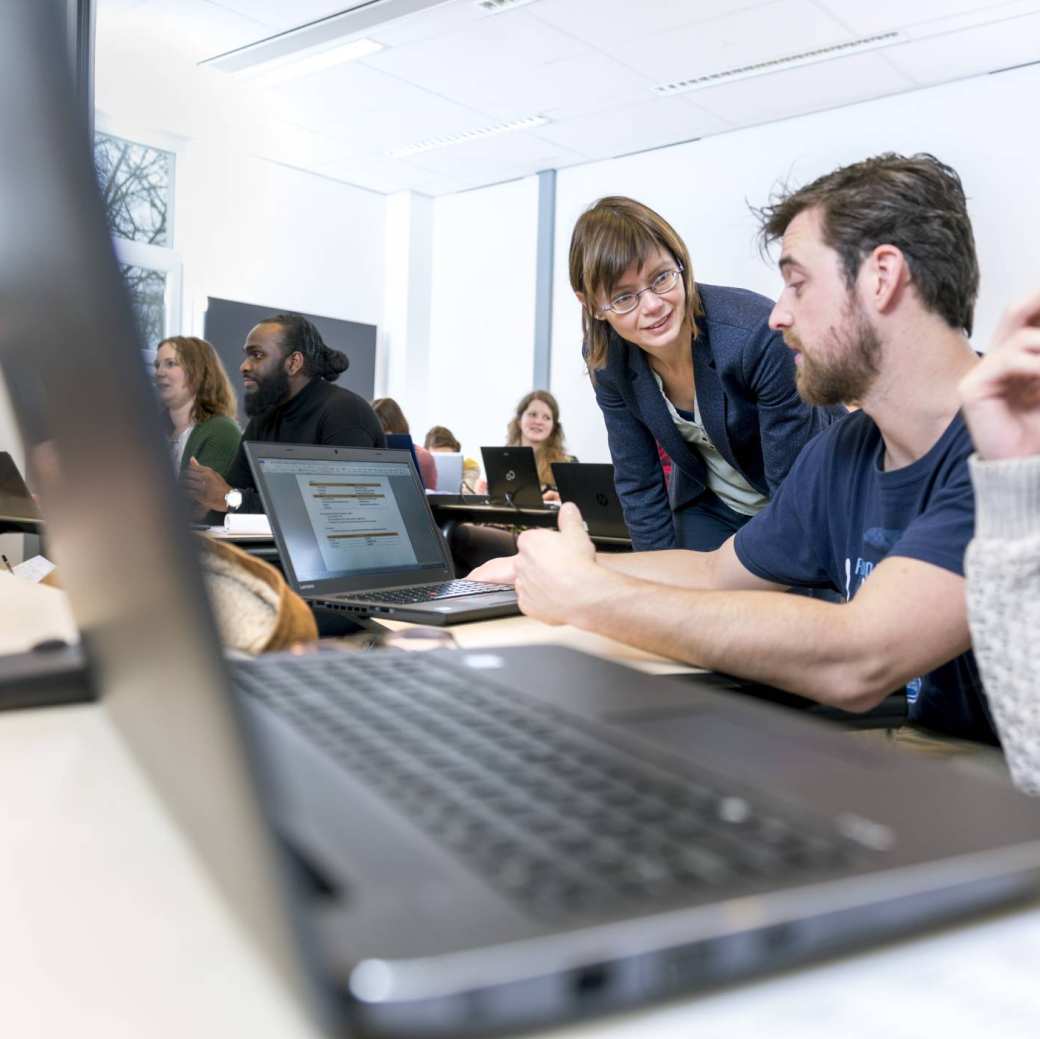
[506,389,569,488]
[159,336,237,424]
[371,397,409,435]
[568,196,702,373]
[424,425,461,452]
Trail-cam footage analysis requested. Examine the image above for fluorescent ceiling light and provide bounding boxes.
[201,0,449,73]
[390,115,549,157]
[654,31,902,96]
[245,37,384,87]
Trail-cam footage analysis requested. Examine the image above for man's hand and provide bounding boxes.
[513,502,612,626]
[960,290,1040,460]
[182,457,232,512]
[467,554,519,586]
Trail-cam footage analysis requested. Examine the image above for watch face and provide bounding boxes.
[225,489,242,509]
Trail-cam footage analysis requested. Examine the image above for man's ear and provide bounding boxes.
[285,350,305,377]
[866,244,910,315]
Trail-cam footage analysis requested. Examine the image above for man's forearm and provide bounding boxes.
[571,572,899,711]
[597,548,717,587]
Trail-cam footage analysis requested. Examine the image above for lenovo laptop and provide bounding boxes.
[245,441,519,624]
[7,8,1040,1037]
[480,445,548,508]
[552,462,630,542]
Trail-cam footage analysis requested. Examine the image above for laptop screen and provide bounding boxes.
[250,449,452,592]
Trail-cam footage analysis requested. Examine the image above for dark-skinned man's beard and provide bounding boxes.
[790,299,882,407]
[243,365,291,417]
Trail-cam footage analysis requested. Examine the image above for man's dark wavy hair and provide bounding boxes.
[755,153,979,335]
[259,312,349,381]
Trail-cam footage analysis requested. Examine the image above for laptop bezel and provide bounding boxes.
[244,441,458,597]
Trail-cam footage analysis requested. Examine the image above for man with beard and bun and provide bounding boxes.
[471,153,996,744]
[184,312,385,516]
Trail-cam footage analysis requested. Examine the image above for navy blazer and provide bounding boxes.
[592,283,841,550]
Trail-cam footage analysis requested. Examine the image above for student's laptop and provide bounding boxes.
[0,450,42,528]
[481,445,547,508]
[431,450,464,494]
[7,8,1040,1036]
[245,441,519,624]
[384,432,423,483]
[552,461,630,542]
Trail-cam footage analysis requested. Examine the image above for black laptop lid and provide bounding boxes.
[246,442,454,595]
[551,462,630,540]
[480,446,543,507]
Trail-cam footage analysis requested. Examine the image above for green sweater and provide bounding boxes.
[179,414,241,481]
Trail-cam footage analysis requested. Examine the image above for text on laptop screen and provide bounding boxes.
[256,457,446,586]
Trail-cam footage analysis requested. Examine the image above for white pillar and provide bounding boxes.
[380,190,433,427]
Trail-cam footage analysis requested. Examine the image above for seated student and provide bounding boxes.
[184,313,385,515]
[450,392,575,571]
[154,335,240,479]
[371,396,437,489]
[960,291,1040,790]
[570,196,841,551]
[486,390,575,504]
[474,153,996,744]
[425,424,481,492]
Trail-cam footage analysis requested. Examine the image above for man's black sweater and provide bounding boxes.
[225,378,385,513]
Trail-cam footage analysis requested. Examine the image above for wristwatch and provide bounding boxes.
[224,488,243,512]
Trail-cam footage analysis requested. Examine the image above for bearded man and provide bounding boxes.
[184,312,385,516]
[473,153,994,744]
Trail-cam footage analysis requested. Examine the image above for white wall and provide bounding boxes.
[423,177,540,461]
[550,62,1040,464]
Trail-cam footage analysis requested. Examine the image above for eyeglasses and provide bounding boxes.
[597,264,684,317]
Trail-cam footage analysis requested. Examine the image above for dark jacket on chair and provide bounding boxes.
[592,283,842,551]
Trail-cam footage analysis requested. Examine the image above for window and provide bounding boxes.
[93,130,181,347]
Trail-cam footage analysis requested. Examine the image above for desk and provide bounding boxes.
[429,495,631,548]
[2,579,1040,1037]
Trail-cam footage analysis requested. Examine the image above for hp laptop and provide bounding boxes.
[480,445,548,508]
[7,7,1040,1037]
[431,451,464,494]
[245,441,519,624]
[552,462,630,542]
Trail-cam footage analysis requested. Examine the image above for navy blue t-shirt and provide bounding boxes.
[733,410,995,744]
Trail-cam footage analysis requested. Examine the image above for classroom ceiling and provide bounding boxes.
[96,0,1040,196]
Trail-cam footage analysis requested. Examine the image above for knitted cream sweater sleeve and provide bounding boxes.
[966,454,1040,794]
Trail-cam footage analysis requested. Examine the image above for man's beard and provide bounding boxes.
[792,300,882,407]
[243,366,291,417]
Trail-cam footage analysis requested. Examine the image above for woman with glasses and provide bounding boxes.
[569,196,841,551]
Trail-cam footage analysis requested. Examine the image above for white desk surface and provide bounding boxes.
[2,575,1040,1037]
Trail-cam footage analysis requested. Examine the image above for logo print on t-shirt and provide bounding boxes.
[863,526,901,551]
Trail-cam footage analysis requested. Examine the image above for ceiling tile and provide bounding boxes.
[528,0,777,52]
[811,0,1037,37]
[205,1,362,31]
[100,0,273,61]
[534,95,731,162]
[442,50,659,122]
[597,0,855,84]
[692,51,916,128]
[884,10,1040,85]
[362,8,592,105]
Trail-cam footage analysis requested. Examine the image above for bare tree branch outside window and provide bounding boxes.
[94,132,172,245]
[94,132,175,344]
[120,264,167,347]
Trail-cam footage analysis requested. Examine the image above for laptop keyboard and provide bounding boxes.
[347,579,513,605]
[234,652,876,920]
